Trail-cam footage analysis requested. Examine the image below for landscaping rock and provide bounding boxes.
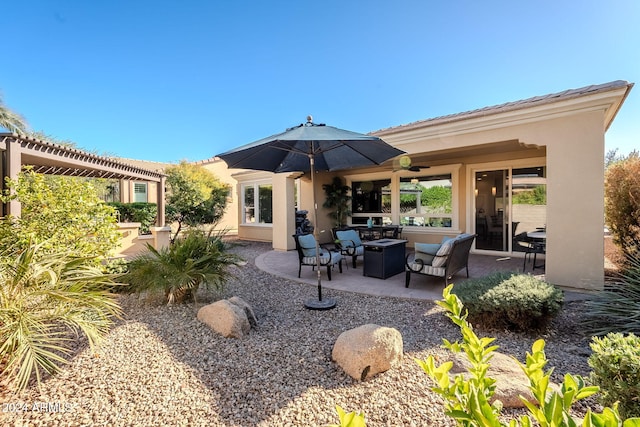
[228,296,258,328]
[197,298,254,338]
[450,351,536,408]
[332,323,403,381]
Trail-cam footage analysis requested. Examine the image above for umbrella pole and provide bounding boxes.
[304,150,336,310]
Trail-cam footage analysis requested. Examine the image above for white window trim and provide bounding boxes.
[240,179,273,226]
[133,182,148,203]
[344,164,461,233]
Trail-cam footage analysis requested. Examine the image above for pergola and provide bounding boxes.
[0,133,166,226]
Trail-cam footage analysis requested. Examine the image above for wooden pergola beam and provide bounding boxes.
[1,133,167,226]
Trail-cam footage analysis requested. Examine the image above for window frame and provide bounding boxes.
[241,180,273,226]
[345,164,460,233]
[133,182,148,203]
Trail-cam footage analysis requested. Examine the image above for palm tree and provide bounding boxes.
[123,229,241,304]
[0,94,29,134]
[0,242,122,391]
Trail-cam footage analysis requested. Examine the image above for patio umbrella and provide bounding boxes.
[217,116,405,309]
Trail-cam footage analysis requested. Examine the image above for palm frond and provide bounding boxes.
[0,242,120,391]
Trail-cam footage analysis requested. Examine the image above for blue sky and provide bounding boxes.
[2,1,639,163]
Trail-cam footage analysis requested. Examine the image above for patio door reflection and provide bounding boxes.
[475,169,509,251]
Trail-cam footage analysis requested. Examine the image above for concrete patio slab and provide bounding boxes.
[256,249,541,301]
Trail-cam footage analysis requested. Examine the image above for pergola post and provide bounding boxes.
[157,175,166,226]
[5,137,22,217]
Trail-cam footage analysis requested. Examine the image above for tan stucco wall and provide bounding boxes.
[380,105,609,291]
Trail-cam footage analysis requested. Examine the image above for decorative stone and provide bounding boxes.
[197,298,254,338]
[332,324,403,381]
[228,296,258,328]
[449,351,537,408]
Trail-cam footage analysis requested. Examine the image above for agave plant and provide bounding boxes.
[585,241,640,335]
[0,242,122,391]
[122,230,241,304]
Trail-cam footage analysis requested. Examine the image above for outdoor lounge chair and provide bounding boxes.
[405,233,476,287]
[333,228,365,268]
[293,233,343,280]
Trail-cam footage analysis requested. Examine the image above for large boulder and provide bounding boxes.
[449,351,536,408]
[228,296,258,328]
[197,297,256,338]
[332,324,403,381]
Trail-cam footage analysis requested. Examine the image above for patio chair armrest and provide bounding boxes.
[336,239,358,255]
[405,253,425,272]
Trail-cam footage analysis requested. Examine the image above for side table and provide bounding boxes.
[362,239,407,279]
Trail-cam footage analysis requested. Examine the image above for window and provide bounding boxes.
[399,174,452,228]
[242,182,272,224]
[133,182,147,203]
[351,179,391,225]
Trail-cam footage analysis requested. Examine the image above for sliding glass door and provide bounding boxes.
[473,166,546,253]
[475,169,509,251]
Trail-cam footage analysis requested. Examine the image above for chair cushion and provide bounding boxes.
[414,252,435,265]
[435,238,456,257]
[336,229,362,248]
[298,234,318,257]
[407,259,446,277]
[302,250,342,266]
[414,243,441,256]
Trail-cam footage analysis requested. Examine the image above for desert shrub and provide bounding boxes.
[121,229,240,304]
[451,271,563,331]
[0,242,121,391]
[589,333,640,419]
[108,202,157,234]
[416,285,640,427]
[585,242,640,335]
[605,152,640,250]
[0,169,120,261]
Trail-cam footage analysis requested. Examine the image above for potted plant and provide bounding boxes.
[322,177,352,228]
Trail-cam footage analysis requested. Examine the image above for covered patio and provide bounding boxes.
[207,80,633,293]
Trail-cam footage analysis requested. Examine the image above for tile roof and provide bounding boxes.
[371,80,633,135]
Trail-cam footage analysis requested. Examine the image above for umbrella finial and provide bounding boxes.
[306,115,313,124]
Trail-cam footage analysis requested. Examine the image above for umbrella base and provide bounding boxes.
[304,297,337,310]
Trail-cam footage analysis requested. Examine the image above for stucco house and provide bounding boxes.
[200,80,634,292]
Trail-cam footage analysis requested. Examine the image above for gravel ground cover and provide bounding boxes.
[1,239,596,427]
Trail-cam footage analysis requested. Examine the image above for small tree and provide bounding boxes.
[323,177,352,227]
[605,151,640,250]
[165,161,230,240]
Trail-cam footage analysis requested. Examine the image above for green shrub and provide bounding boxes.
[122,230,240,304]
[451,271,563,331]
[0,242,121,391]
[585,243,640,335]
[589,333,640,419]
[416,285,640,427]
[0,169,120,261]
[108,202,157,234]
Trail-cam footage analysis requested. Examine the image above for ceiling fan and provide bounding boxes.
[393,155,430,172]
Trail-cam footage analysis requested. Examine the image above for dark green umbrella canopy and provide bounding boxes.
[217,118,404,173]
[217,117,404,310]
